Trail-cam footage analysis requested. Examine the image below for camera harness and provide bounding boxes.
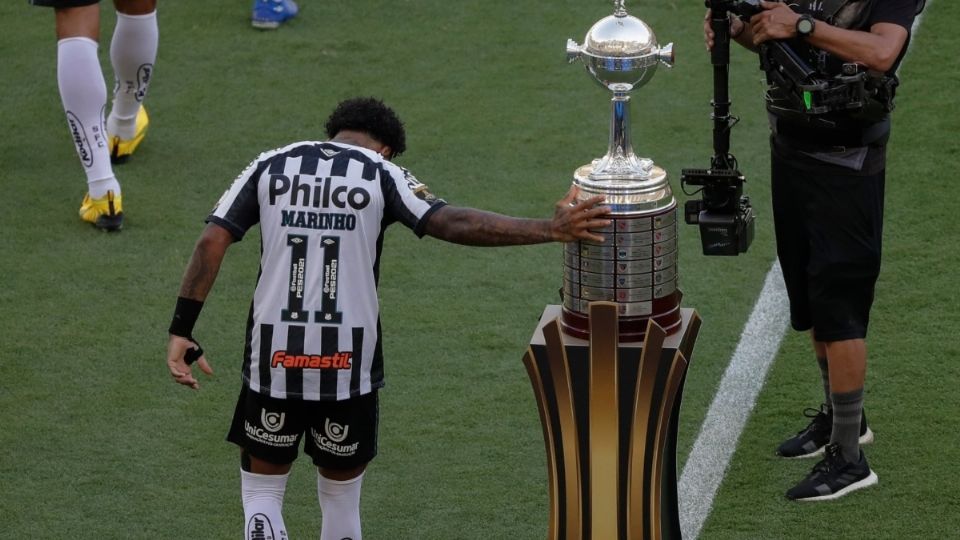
[763,0,917,139]
[679,0,923,254]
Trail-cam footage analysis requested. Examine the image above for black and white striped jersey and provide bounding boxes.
[208,141,446,401]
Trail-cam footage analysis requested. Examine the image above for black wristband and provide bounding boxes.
[169,297,204,338]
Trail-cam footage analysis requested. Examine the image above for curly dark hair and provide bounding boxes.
[324,97,407,157]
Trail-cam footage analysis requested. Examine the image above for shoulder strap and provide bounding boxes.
[821,0,854,22]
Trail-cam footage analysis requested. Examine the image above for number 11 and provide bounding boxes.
[281,234,343,324]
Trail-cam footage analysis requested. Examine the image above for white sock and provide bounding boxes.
[87,177,121,199]
[107,10,158,139]
[57,37,117,192]
[241,469,290,540]
[318,472,364,540]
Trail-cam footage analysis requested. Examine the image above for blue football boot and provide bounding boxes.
[251,0,299,29]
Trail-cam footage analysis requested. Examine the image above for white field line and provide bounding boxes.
[677,5,930,537]
[678,261,790,540]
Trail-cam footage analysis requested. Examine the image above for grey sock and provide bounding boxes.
[830,388,864,463]
[817,356,831,412]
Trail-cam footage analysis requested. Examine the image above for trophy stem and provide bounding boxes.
[609,92,635,165]
[590,92,652,181]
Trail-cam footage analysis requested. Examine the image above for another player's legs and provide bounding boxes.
[54,4,124,231]
[251,0,299,30]
[108,0,157,163]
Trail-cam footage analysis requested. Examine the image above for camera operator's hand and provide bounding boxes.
[749,0,802,45]
[703,9,747,51]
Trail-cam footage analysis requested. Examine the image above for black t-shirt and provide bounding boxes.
[791,0,917,75]
[771,0,917,174]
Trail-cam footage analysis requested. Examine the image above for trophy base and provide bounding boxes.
[560,291,682,342]
[523,304,701,539]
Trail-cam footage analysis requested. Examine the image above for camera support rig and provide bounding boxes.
[681,0,756,256]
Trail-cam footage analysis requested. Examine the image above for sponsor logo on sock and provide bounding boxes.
[66,111,93,168]
[136,64,152,102]
[246,513,275,540]
[261,409,285,432]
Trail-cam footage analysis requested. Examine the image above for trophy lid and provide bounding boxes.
[567,1,674,93]
[583,4,656,59]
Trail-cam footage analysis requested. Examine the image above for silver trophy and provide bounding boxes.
[562,0,681,341]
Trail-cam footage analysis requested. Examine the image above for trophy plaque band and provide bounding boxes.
[562,207,682,341]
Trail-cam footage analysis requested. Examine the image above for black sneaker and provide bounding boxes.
[775,404,874,459]
[786,443,878,501]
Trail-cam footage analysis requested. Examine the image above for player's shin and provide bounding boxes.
[318,472,363,540]
[56,37,117,195]
[108,10,158,137]
[241,469,290,540]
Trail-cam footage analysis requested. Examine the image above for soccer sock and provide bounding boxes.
[817,356,831,412]
[240,469,290,540]
[57,37,118,196]
[830,388,864,463]
[87,177,121,199]
[318,472,363,540]
[107,10,158,139]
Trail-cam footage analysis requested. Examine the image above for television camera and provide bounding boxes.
[680,0,758,256]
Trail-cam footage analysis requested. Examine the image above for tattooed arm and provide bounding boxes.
[177,223,234,301]
[167,223,233,389]
[423,185,611,246]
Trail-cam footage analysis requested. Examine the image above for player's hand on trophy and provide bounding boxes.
[167,334,214,390]
[750,0,800,44]
[552,185,611,243]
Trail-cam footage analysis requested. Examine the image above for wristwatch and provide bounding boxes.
[796,14,816,38]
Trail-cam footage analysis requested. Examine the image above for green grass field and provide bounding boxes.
[1,1,958,538]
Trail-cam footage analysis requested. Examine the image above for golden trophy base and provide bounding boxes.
[523,303,701,540]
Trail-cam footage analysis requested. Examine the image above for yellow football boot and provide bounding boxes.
[79,190,123,232]
[108,106,149,164]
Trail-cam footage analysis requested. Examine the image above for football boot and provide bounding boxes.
[79,190,123,232]
[108,106,149,164]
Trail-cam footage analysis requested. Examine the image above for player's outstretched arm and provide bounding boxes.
[424,185,611,246]
[166,223,233,390]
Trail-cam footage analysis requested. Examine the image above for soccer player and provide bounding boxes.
[32,0,159,231]
[165,97,610,539]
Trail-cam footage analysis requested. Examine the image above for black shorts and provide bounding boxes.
[30,0,99,7]
[771,148,885,342]
[227,386,379,470]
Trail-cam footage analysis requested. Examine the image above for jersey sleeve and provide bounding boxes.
[206,155,270,240]
[380,163,446,237]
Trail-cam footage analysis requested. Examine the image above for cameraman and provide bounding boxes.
[705,0,919,501]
